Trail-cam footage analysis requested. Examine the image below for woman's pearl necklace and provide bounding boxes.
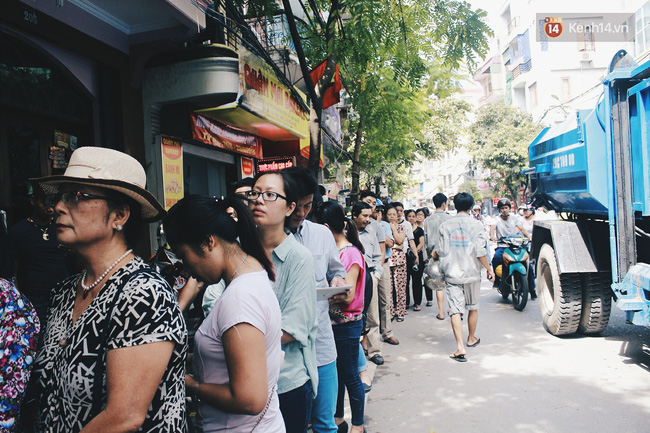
[80,249,133,298]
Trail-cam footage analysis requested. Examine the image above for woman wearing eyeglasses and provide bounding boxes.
[248,171,319,433]
[29,147,187,433]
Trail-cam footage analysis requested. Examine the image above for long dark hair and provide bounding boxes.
[313,201,365,255]
[162,194,275,281]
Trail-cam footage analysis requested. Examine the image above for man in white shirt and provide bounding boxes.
[423,193,451,320]
[437,193,495,362]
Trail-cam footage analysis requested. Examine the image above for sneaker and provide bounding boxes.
[368,354,384,365]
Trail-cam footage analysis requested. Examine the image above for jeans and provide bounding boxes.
[311,362,338,433]
[358,342,368,372]
[333,320,365,427]
[279,380,313,433]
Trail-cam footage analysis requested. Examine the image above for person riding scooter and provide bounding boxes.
[490,199,537,300]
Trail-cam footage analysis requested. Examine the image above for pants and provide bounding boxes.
[333,320,365,427]
[366,262,393,356]
[311,362,338,433]
[358,342,368,372]
[407,255,429,306]
[492,247,536,294]
[279,380,313,433]
[391,264,407,319]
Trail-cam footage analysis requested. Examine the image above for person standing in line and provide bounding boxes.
[392,202,419,274]
[385,205,407,322]
[359,192,398,363]
[202,177,256,316]
[0,277,40,433]
[423,193,451,320]
[406,209,428,311]
[314,201,367,433]
[437,193,495,362]
[7,183,75,331]
[249,171,318,433]
[351,202,386,366]
[367,197,397,346]
[284,166,347,433]
[30,147,187,432]
[163,195,285,432]
[490,199,532,293]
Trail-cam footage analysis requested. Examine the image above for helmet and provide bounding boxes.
[497,198,511,209]
[525,204,536,215]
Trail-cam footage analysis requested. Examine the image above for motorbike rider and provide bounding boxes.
[489,199,536,299]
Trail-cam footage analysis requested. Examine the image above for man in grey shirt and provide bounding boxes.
[352,201,388,366]
[423,193,451,320]
[285,167,346,433]
[360,192,399,365]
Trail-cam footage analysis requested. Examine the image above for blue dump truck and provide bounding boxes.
[525,50,650,336]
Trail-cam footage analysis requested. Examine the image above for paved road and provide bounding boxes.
[359,279,650,433]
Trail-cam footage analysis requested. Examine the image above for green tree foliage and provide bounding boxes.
[470,103,544,199]
[335,0,490,197]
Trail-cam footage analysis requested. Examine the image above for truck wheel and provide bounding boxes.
[511,272,529,311]
[578,273,612,334]
[537,244,582,335]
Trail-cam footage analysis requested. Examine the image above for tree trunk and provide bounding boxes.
[351,115,364,203]
[308,101,322,178]
[282,0,340,177]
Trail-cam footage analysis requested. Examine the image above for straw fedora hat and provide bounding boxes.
[32,147,165,222]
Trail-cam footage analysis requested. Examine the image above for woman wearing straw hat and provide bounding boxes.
[30,147,187,432]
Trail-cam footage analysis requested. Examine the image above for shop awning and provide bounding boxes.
[196,101,307,142]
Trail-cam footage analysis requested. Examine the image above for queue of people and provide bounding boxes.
[0,145,540,432]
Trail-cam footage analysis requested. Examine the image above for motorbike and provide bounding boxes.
[495,235,530,311]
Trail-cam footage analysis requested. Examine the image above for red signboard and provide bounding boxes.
[256,157,296,173]
[191,113,263,159]
[241,156,254,177]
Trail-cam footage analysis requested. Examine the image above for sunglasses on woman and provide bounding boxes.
[46,191,114,207]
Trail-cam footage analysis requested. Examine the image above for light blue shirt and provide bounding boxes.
[380,220,393,259]
[292,220,346,366]
[271,234,319,396]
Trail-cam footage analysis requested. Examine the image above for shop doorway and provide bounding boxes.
[182,145,237,199]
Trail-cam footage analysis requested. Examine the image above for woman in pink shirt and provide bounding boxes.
[314,201,365,433]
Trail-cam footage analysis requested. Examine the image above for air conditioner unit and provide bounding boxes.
[581,51,593,62]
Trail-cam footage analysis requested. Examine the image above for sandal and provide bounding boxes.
[413,305,421,311]
[396,317,405,322]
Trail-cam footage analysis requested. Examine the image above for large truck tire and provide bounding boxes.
[578,273,612,334]
[537,244,582,335]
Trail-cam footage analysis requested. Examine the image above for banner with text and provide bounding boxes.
[191,113,263,159]
[256,156,296,173]
[161,136,184,210]
[239,46,309,139]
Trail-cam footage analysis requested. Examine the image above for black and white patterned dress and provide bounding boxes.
[33,257,188,432]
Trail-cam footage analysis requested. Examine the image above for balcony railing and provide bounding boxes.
[511,59,532,80]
